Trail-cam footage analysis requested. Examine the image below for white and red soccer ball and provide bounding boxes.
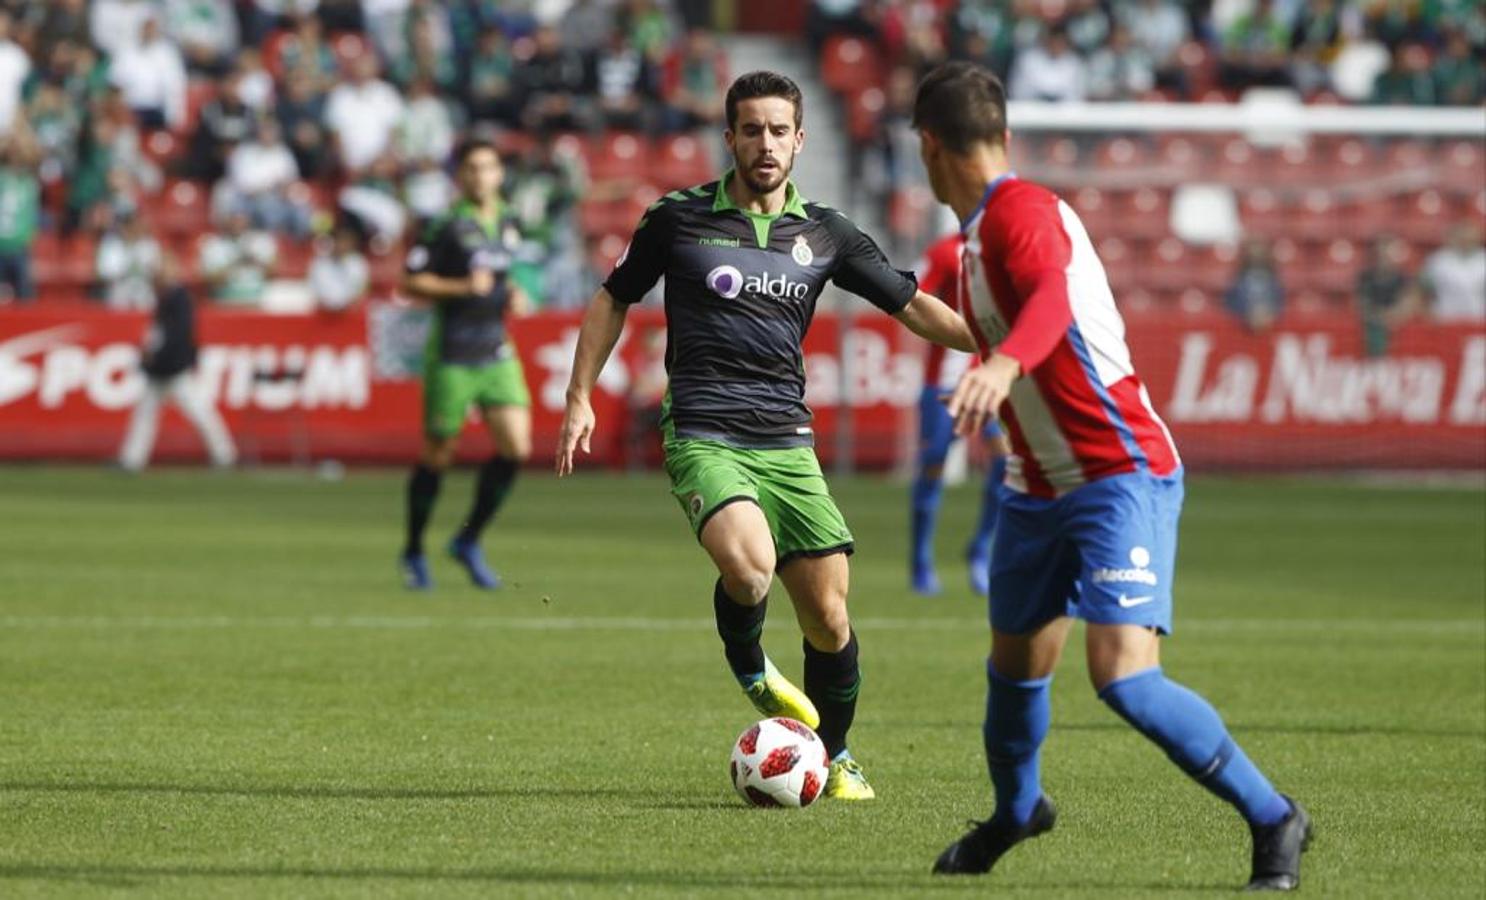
[729,717,830,808]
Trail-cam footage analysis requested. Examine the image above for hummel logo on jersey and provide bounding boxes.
[705,265,810,301]
[1117,594,1155,608]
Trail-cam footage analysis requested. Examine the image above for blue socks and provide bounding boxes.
[984,663,1052,827]
[1099,666,1291,827]
[910,473,944,572]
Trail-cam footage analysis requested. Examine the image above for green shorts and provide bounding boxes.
[422,352,530,438]
[664,438,854,568]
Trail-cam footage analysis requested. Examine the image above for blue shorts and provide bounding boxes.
[918,386,1002,469]
[988,469,1183,635]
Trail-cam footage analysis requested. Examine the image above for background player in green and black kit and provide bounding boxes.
[556,72,977,799]
[399,140,532,591]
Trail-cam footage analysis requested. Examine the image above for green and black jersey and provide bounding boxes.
[603,172,917,449]
[405,200,523,367]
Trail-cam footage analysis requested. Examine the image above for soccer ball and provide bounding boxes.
[729,717,830,808]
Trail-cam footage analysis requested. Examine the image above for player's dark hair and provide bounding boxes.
[725,71,804,131]
[453,137,500,167]
[911,61,1008,154]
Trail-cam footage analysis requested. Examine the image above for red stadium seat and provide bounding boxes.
[1046,137,1080,168]
[1293,238,1361,294]
[1289,190,1341,242]
[1239,188,1285,235]
[1395,190,1451,245]
[1212,137,1258,185]
[31,233,97,289]
[1439,140,1483,195]
[146,180,211,237]
[1094,137,1148,170]
[1156,135,1202,181]
[586,131,649,184]
[654,134,714,190]
[1271,142,1322,188]
[846,88,885,142]
[589,232,628,278]
[182,79,216,135]
[1111,187,1170,240]
[1177,41,1217,97]
[1095,236,1134,291]
[820,36,883,96]
[1385,140,1431,174]
[1326,138,1384,183]
[1071,187,1111,235]
[1176,287,1214,315]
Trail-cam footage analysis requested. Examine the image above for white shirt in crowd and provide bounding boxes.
[309,250,369,311]
[90,0,159,57]
[0,36,29,133]
[227,140,300,196]
[325,79,405,171]
[96,232,162,310]
[110,37,188,127]
[1009,44,1087,102]
[1424,246,1486,322]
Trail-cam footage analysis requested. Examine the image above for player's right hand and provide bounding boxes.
[947,352,1020,437]
[556,393,595,477]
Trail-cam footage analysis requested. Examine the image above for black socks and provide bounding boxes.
[713,579,767,682]
[404,463,443,556]
[459,456,518,542]
[804,630,861,760]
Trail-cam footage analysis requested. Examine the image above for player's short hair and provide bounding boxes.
[911,61,1008,154]
[454,138,500,167]
[725,71,804,131]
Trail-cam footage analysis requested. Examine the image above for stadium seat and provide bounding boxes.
[1395,190,1451,245]
[654,134,714,190]
[146,180,211,237]
[1293,238,1360,294]
[1176,287,1213,314]
[586,132,649,184]
[846,88,885,143]
[1385,140,1431,175]
[31,233,96,290]
[589,232,628,277]
[1071,187,1111,235]
[1211,137,1258,185]
[1094,137,1148,171]
[1326,137,1384,183]
[1439,140,1483,195]
[1156,135,1202,181]
[1290,190,1341,242]
[1239,188,1285,235]
[819,36,882,96]
[1271,142,1323,188]
[1176,41,1217,97]
[182,80,216,135]
[1112,187,1170,240]
[1095,236,1134,290]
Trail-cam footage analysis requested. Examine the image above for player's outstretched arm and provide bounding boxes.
[402,269,492,302]
[947,352,1021,438]
[894,290,978,353]
[557,287,629,477]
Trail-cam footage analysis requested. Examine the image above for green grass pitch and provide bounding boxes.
[1,466,1482,898]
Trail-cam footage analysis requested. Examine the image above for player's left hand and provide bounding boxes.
[947,352,1020,437]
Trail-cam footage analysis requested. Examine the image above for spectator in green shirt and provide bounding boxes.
[0,134,39,303]
[1433,27,1483,105]
[1371,42,1437,104]
[1220,0,1292,88]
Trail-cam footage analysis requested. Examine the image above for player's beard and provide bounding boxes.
[736,151,794,196]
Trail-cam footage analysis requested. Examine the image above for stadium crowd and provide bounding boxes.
[0,0,1480,326]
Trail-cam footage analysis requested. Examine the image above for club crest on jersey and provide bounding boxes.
[706,265,744,299]
[791,235,814,266]
[688,493,705,518]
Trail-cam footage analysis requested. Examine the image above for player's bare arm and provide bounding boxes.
[894,289,978,353]
[557,287,628,476]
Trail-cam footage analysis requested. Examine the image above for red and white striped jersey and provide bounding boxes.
[915,232,974,392]
[958,175,1180,497]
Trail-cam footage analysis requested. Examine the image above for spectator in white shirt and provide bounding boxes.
[216,118,312,237]
[96,210,162,310]
[1010,25,1087,103]
[199,209,279,306]
[109,17,187,130]
[309,223,370,311]
[1423,223,1486,322]
[90,0,159,58]
[0,10,32,134]
[395,78,455,165]
[1120,0,1189,67]
[1086,23,1157,101]
[325,54,405,174]
[164,0,239,76]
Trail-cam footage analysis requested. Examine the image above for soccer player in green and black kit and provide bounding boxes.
[556,72,977,799]
[400,140,531,591]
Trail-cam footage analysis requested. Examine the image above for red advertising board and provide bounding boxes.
[0,305,1481,470]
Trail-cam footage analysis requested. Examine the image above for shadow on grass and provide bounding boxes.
[0,862,1234,893]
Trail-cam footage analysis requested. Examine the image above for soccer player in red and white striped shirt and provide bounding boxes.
[912,62,1311,890]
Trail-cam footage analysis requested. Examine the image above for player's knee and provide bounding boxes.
[505,441,532,463]
[799,594,851,651]
[720,566,772,606]
[421,441,456,470]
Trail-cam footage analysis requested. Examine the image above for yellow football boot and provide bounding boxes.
[742,657,820,730]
